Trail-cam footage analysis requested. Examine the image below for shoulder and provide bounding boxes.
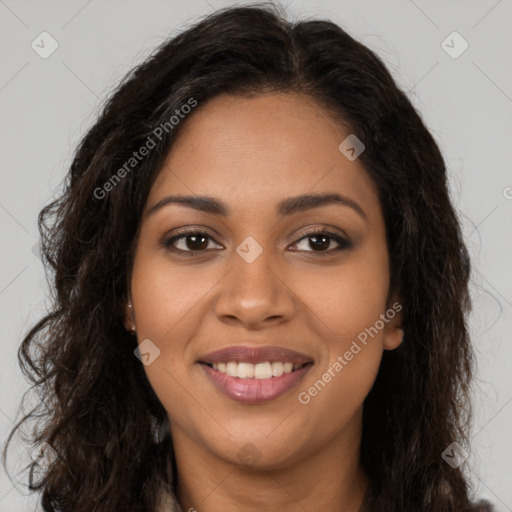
[466,500,495,511]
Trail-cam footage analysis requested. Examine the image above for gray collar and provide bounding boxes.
[155,488,184,512]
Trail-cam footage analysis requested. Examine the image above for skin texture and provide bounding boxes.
[127,92,404,512]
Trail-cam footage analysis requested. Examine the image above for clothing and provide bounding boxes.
[153,488,495,511]
[156,488,184,512]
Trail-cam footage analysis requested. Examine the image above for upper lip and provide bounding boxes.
[198,345,314,365]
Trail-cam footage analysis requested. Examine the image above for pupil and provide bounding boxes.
[310,235,329,251]
[187,234,208,250]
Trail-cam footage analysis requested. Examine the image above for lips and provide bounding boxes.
[197,345,314,404]
[198,345,313,366]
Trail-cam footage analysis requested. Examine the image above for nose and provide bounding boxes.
[213,246,297,330]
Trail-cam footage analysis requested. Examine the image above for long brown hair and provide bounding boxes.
[3,4,493,511]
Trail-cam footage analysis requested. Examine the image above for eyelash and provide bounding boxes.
[161,228,352,256]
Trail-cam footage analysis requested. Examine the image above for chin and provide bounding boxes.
[204,428,310,471]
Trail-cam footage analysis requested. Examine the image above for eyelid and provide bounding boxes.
[161,224,352,255]
[160,228,223,254]
[293,224,351,243]
[290,228,352,253]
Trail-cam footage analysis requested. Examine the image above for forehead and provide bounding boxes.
[146,92,380,219]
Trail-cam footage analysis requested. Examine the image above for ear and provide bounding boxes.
[383,293,404,351]
[123,299,136,334]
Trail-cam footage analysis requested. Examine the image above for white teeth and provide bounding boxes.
[271,361,284,377]
[237,362,254,378]
[254,362,272,379]
[226,361,238,377]
[210,361,303,379]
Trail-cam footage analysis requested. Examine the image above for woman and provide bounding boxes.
[3,4,494,511]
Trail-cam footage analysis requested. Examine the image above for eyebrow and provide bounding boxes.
[146,192,367,220]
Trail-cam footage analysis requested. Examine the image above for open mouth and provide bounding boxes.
[197,345,314,403]
[201,361,313,379]
[199,360,314,404]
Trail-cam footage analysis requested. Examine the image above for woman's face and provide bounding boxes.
[128,92,403,469]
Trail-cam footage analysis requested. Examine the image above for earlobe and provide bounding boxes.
[383,324,404,351]
[383,298,404,351]
[124,301,136,334]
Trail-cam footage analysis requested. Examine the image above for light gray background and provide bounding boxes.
[1,0,511,510]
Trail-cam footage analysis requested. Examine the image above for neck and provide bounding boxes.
[170,412,369,512]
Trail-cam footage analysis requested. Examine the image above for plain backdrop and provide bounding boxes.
[1,0,511,510]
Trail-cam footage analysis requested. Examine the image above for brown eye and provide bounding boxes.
[289,230,352,254]
[163,230,223,254]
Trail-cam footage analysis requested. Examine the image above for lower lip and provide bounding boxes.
[200,363,313,404]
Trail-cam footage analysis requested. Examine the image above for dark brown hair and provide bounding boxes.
[3,4,493,511]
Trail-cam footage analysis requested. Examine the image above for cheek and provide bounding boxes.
[129,252,203,429]
[293,248,389,417]
[130,251,217,345]
[140,358,208,449]
[296,344,382,441]
[295,251,390,347]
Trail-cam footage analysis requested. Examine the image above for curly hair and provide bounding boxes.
[3,3,493,511]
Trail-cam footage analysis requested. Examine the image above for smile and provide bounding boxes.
[208,360,306,378]
[198,345,314,403]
